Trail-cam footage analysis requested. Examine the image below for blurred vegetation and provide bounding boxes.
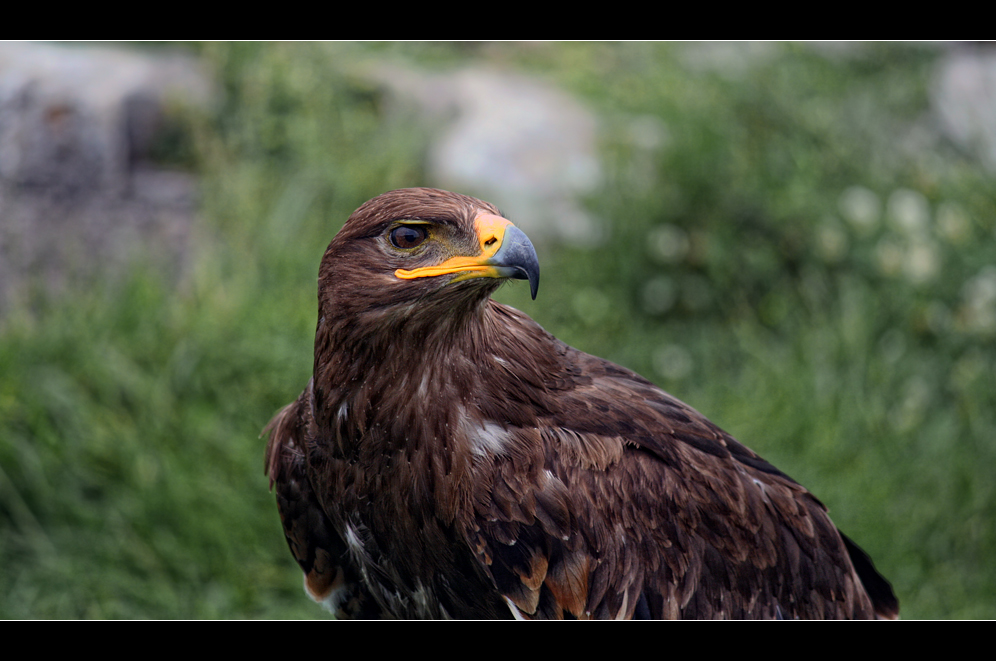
[2,42,995,618]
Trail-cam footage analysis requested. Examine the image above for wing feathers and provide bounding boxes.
[264,383,382,619]
[464,338,890,619]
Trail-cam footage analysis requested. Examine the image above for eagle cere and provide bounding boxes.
[264,188,898,620]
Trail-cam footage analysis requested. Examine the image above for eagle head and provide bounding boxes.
[317,188,539,324]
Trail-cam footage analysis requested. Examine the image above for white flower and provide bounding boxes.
[887,189,931,236]
[640,276,677,315]
[936,201,971,244]
[903,239,940,284]
[817,217,848,263]
[652,344,693,381]
[647,224,690,265]
[838,186,881,234]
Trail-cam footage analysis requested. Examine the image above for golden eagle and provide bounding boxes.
[265,188,898,619]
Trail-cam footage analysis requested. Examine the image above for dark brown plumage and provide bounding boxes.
[264,187,898,619]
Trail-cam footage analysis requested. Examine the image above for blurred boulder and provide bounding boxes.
[366,63,604,244]
[0,42,211,316]
[933,44,996,172]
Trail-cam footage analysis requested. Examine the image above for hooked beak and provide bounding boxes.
[395,214,540,300]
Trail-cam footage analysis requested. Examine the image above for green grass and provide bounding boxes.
[2,42,994,618]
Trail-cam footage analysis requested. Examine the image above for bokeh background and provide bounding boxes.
[2,42,995,619]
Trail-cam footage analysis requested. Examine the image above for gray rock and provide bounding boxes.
[0,43,211,316]
[367,63,604,244]
[933,44,996,172]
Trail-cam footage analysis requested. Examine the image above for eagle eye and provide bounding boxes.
[390,225,428,250]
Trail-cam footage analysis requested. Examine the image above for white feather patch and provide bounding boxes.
[505,596,527,620]
[466,420,511,458]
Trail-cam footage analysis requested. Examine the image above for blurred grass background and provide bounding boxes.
[2,42,995,618]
